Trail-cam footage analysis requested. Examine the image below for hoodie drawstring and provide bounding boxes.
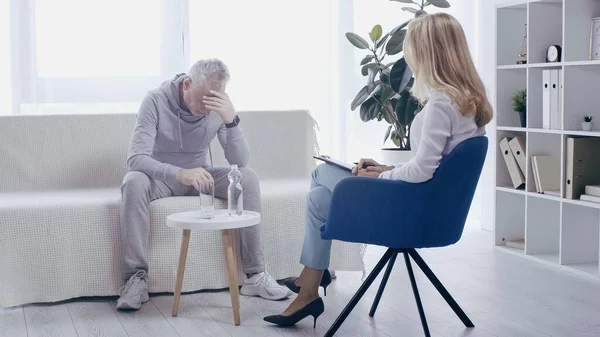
[177,109,183,152]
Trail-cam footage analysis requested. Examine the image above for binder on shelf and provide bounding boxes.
[543,70,551,129]
[499,137,525,189]
[508,136,526,175]
[565,137,600,199]
[532,155,560,194]
[550,69,560,130]
[558,69,563,130]
[585,185,600,197]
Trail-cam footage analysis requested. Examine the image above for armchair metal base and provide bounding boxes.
[324,248,473,337]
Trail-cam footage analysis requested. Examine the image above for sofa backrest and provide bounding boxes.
[0,110,317,192]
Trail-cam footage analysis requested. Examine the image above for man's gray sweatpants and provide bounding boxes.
[120,167,265,280]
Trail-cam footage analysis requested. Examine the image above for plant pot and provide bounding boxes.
[582,121,593,131]
[519,111,527,128]
[380,148,413,166]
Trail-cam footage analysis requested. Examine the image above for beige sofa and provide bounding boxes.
[0,110,364,307]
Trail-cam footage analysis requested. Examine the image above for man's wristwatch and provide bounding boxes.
[225,115,240,128]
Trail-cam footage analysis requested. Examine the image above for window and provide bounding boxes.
[0,0,10,115]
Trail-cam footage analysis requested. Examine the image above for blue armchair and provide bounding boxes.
[320,136,488,337]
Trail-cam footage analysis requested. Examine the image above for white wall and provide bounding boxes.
[477,0,509,231]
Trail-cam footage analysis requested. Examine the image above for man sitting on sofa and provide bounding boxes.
[117,58,292,310]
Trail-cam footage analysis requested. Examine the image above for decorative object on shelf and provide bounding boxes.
[590,17,600,60]
[546,45,562,63]
[345,0,451,160]
[512,89,527,128]
[517,24,527,64]
[582,115,593,131]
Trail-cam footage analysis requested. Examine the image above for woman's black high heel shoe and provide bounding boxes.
[283,269,332,296]
[263,297,324,328]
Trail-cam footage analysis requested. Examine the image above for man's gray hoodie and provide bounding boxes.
[127,73,249,186]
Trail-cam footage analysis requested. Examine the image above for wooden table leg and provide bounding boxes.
[172,229,191,317]
[222,229,241,326]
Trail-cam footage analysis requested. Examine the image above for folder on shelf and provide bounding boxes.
[532,155,560,194]
[585,185,600,197]
[550,69,560,130]
[508,136,526,175]
[543,70,551,129]
[565,137,600,199]
[499,137,525,189]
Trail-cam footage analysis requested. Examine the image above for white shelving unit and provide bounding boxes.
[494,0,600,281]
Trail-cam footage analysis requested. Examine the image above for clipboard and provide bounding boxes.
[313,155,354,171]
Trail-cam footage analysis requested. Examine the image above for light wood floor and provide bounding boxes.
[3,228,600,337]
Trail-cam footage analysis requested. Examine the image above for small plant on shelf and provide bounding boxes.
[512,89,526,128]
[582,115,594,131]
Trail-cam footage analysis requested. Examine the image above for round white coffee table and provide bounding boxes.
[166,210,261,326]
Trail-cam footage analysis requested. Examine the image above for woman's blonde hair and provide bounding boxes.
[403,12,492,127]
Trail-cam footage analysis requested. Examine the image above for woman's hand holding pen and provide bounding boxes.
[352,158,394,177]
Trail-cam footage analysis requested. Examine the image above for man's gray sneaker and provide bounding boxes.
[116,270,149,310]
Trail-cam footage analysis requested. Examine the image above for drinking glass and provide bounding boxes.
[199,179,215,219]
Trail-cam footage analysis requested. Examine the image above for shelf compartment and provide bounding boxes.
[528,2,563,64]
[560,202,600,276]
[564,0,600,62]
[526,133,562,194]
[497,130,527,190]
[526,196,560,256]
[497,68,527,128]
[495,190,526,248]
[497,5,528,66]
[563,65,600,131]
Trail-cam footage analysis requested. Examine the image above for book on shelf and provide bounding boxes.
[499,137,525,189]
[506,239,525,250]
[580,194,600,203]
[566,137,600,199]
[531,155,560,194]
[585,185,600,197]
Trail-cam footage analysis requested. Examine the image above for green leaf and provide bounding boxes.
[395,94,409,125]
[428,0,450,8]
[360,55,375,65]
[380,86,395,105]
[360,97,379,122]
[346,32,369,49]
[375,32,390,49]
[391,130,401,147]
[390,57,414,94]
[370,24,383,42]
[383,125,393,144]
[415,9,427,17]
[351,86,369,111]
[370,81,383,96]
[367,67,377,92]
[403,94,419,125]
[402,7,418,14]
[361,63,379,76]
[385,29,406,55]
[381,69,391,86]
[390,20,411,36]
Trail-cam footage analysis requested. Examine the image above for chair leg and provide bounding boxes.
[369,252,398,317]
[324,249,394,337]
[404,251,431,337]
[408,249,474,328]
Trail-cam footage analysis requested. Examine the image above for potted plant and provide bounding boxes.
[512,89,526,128]
[582,116,593,131]
[346,0,451,164]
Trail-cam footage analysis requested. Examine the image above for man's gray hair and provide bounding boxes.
[187,58,230,85]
